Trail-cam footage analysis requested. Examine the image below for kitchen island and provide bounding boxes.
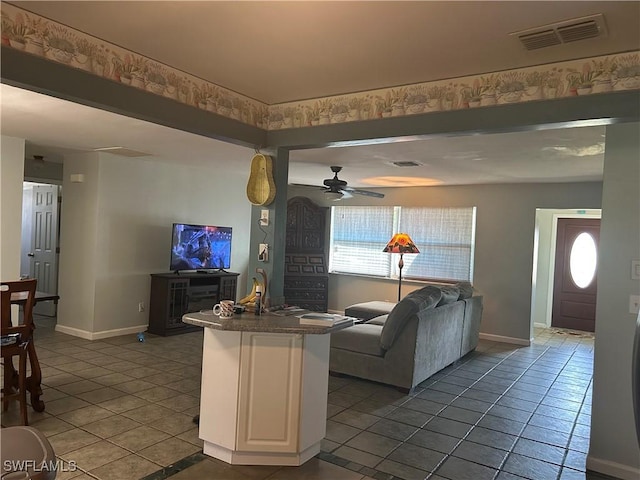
[182,311,353,466]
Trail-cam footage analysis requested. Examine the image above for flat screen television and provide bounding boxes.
[170,223,232,272]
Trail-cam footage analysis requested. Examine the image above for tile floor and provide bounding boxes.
[1,318,618,480]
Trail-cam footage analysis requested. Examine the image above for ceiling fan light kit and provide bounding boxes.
[324,190,344,201]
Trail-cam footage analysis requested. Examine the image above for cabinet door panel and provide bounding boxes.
[237,333,302,452]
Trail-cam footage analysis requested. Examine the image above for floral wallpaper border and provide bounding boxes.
[2,3,640,132]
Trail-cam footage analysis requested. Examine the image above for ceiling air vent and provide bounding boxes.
[512,14,607,51]
[557,20,601,43]
[391,161,422,167]
[93,146,152,157]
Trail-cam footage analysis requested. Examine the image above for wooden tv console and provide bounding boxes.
[148,271,239,336]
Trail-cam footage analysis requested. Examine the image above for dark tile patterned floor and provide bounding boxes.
[2,318,619,480]
[318,328,608,480]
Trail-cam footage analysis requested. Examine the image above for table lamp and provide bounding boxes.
[383,233,420,301]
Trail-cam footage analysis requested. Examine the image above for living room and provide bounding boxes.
[1,2,639,479]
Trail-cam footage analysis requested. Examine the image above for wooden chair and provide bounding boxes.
[1,278,37,425]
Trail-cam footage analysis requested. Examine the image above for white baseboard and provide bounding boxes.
[55,324,147,340]
[587,455,640,480]
[533,322,548,329]
[479,332,531,346]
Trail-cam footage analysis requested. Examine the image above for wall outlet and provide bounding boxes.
[259,243,268,262]
[260,209,269,226]
[138,302,145,313]
[630,295,640,315]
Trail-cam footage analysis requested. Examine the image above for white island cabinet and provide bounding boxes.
[182,312,353,466]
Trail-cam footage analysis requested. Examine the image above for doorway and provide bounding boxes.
[530,209,601,333]
[551,218,600,332]
[20,182,61,317]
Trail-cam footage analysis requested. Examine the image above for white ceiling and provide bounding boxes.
[3,1,638,188]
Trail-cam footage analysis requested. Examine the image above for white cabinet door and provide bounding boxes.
[236,332,302,453]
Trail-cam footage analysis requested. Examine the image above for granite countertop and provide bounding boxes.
[182,311,354,334]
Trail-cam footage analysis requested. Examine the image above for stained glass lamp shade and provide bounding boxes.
[383,233,420,301]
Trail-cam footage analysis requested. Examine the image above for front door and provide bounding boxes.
[30,185,60,316]
[551,217,600,332]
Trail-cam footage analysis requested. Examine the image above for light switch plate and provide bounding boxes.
[259,244,268,262]
[260,210,269,226]
[632,260,640,280]
[630,295,640,315]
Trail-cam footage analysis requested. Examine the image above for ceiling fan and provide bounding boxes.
[297,166,384,200]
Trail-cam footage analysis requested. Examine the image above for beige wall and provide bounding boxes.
[57,151,253,338]
[56,153,101,333]
[0,136,25,280]
[588,122,640,478]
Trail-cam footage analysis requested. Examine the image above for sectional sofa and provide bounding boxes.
[329,283,483,392]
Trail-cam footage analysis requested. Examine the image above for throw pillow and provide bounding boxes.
[407,285,444,310]
[456,282,474,300]
[380,285,442,350]
[437,285,460,306]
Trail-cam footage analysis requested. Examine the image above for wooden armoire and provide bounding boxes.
[284,196,329,312]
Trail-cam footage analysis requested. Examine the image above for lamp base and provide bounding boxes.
[397,254,404,302]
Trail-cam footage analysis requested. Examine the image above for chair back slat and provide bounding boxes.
[1,279,37,338]
[1,285,11,334]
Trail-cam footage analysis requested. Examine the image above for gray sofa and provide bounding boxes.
[329,283,483,392]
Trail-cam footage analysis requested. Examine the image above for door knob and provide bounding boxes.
[27,252,35,257]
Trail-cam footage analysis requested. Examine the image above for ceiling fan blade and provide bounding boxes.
[290,183,327,190]
[340,190,354,199]
[343,186,385,198]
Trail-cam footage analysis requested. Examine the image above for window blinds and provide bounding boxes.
[329,205,475,282]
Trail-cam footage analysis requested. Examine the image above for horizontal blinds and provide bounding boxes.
[330,206,394,276]
[329,205,475,282]
[400,207,475,281]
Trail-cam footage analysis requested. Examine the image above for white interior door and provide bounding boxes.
[30,184,60,316]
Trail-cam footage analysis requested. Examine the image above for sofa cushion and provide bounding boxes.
[331,324,385,357]
[380,285,442,350]
[456,282,474,300]
[437,285,460,306]
[412,286,444,309]
[366,314,388,326]
[344,301,396,321]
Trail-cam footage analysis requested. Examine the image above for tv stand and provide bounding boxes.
[149,271,239,336]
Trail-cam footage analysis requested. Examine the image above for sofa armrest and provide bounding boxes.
[461,296,483,356]
[384,301,465,389]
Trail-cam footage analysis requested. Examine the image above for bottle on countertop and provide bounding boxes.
[255,284,262,316]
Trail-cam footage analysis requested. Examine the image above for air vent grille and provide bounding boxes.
[392,161,422,167]
[512,14,607,51]
[557,21,601,43]
[519,30,561,50]
[93,147,152,157]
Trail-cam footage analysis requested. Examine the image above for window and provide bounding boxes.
[329,206,476,282]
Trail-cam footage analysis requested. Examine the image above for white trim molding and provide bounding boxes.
[55,324,148,340]
[479,332,531,346]
[586,456,640,480]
